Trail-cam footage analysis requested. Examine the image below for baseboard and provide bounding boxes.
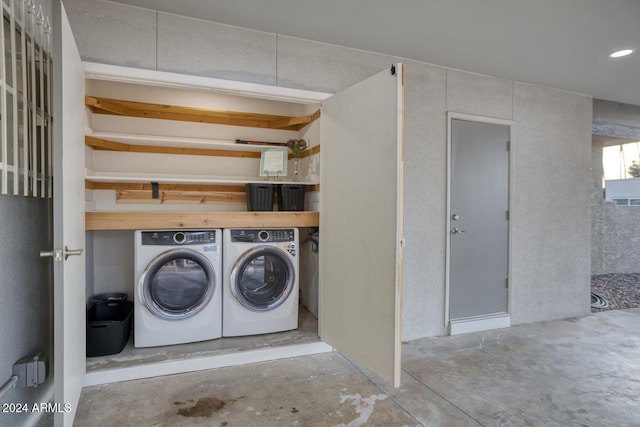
[449,313,511,335]
[83,341,333,387]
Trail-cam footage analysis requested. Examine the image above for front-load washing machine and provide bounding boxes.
[134,229,222,347]
[223,228,299,337]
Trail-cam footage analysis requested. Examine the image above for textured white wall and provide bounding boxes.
[510,83,592,324]
[64,0,592,340]
[600,203,640,273]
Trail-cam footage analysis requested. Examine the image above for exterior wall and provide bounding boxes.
[605,178,640,201]
[591,138,605,274]
[0,196,54,425]
[600,203,640,273]
[63,0,593,340]
[591,138,640,275]
[0,2,54,425]
[510,83,592,324]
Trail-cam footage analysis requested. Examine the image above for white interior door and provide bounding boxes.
[320,64,404,387]
[51,2,86,425]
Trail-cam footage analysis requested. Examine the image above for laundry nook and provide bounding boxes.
[81,59,404,389]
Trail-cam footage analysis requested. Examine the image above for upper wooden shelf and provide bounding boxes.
[85,134,320,159]
[85,96,321,131]
[85,211,320,230]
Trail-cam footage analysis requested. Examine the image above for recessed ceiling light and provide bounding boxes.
[610,49,633,58]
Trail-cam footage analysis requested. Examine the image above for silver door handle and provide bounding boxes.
[40,246,84,262]
[451,228,467,234]
[63,246,84,260]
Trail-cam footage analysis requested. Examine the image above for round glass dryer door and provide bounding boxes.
[141,249,215,320]
[231,246,295,312]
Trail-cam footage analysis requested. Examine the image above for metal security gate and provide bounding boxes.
[0,0,52,197]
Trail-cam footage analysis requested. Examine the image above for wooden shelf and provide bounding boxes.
[86,181,320,205]
[86,96,321,131]
[86,134,320,159]
[85,211,320,230]
[85,172,318,186]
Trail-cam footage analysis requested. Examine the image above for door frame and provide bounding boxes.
[445,112,513,333]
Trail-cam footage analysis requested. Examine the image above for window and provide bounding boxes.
[0,0,51,197]
[612,198,640,206]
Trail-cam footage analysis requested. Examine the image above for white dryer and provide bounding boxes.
[223,228,299,337]
[134,230,222,347]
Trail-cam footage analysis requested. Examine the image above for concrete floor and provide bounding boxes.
[74,308,640,426]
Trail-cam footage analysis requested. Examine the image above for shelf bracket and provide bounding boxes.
[151,182,159,199]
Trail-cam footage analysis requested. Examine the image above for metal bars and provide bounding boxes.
[0,0,51,197]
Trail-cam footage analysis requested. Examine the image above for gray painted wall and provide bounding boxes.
[0,196,54,425]
[64,0,592,340]
[0,1,54,425]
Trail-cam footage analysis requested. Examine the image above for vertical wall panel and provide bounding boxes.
[401,60,448,340]
[511,82,592,324]
[62,0,156,69]
[277,36,393,94]
[157,13,277,85]
[446,69,513,120]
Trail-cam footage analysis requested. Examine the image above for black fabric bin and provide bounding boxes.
[246,183,275,211]
[91,292,128,303]
[86,300,133,357]
[277,184,305,211]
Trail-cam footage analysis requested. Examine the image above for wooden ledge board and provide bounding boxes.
[86,211,320,230]
[86,96,321,131]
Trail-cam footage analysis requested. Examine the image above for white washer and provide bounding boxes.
[134,229,222,347]
[223,228,299,337]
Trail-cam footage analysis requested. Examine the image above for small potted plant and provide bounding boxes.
[278,139,308,211]
[286,138,308,181]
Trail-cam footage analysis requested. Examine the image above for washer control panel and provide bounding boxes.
[230,229,295,243]
[141,230,217,245]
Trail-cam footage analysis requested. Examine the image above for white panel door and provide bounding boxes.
[51,2,86,425]
[320,64,404,387]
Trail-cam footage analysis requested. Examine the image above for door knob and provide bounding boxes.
[40,246,84,262]
[451,228,467,235]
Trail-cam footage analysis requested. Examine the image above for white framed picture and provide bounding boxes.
[260,148,288,177]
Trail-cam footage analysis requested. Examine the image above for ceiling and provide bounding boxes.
[109,0,640,106]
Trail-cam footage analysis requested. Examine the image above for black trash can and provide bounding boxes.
[86,300,133,357]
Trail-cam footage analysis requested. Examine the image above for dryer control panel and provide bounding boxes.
[141,230,217,245]
[230,229,295,243]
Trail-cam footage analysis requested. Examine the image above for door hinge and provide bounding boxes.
[506,140,511,151]
[506,278,509,288]
[506,210,510,220]
[390,64,396,75]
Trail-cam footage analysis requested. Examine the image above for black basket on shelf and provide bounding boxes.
[245,183,275,211]
[277,184,306,211]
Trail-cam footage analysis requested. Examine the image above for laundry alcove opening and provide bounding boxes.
[83,66,326,385]
[81,61,404,387]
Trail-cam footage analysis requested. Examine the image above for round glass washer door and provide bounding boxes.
[230,246,295,312]
[140,248,216,320]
